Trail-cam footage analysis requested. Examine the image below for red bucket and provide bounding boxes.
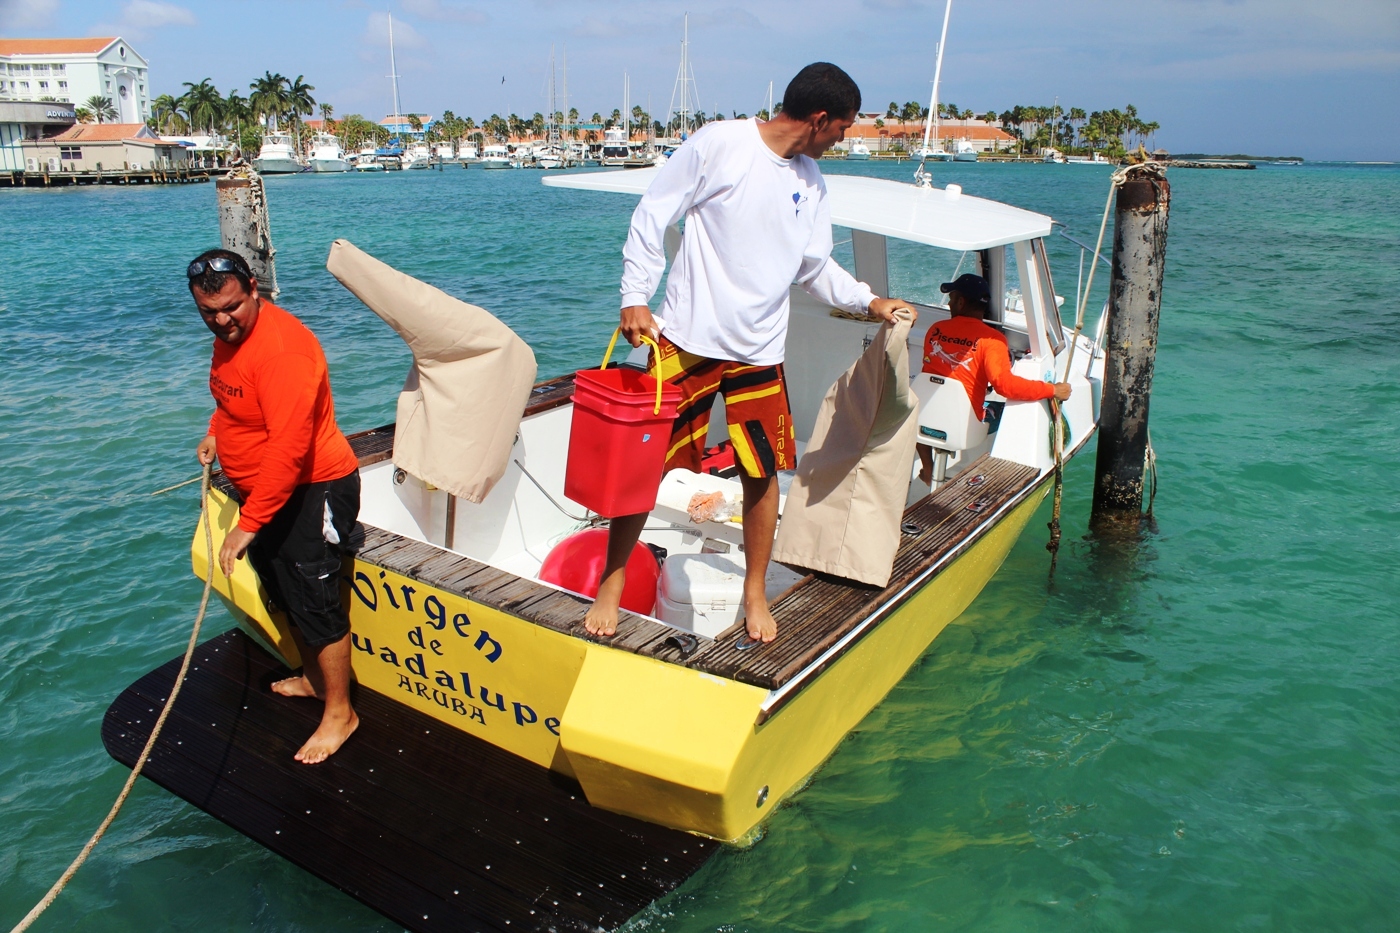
[565,333,680,518]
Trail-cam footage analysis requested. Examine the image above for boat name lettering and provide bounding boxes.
[349,569,501,663]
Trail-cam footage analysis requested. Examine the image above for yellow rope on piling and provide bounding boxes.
[8,464,216,933]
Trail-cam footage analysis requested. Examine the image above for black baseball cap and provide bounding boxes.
[940,273,991,307]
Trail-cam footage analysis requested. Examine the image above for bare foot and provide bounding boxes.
[583,572,626,637]
[294,709,359,764]
[917,467,932,486]
[272,675,319,698]
[743,595,778,643]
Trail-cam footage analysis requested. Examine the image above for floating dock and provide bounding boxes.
[102,629,714,932]
[2,167,217,187]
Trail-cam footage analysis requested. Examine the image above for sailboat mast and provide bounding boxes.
[547,44,556,145]
[562,45,568,143]
[922,0,953,154]
[679,14,690,136]
[623,72,630,141]
[389,13,403,137]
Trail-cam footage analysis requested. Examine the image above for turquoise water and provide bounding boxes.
[2,159,1398,931]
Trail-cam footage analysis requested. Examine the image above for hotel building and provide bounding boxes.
[0,38,151,124]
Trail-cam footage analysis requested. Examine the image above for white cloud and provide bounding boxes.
[92,0,196,40]
[0,0,58,32]
[363,10,428,49]
[401,0,486,24]
[121,0,195,28]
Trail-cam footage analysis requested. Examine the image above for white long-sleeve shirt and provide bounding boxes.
[620,119,876,366]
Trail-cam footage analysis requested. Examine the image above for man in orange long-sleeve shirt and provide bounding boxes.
[917,274,1071,485]
[189,249,361,764]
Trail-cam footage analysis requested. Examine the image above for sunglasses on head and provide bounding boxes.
[187,257,251,279]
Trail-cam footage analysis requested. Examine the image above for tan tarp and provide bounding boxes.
[326,239,537,503]
[772,309,919,587]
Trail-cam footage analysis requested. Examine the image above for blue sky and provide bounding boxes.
[3,0,1397,159]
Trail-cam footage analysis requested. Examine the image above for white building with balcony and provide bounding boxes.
[0,38,150,125]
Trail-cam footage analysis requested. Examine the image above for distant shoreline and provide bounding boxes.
[1172,153,1304,162]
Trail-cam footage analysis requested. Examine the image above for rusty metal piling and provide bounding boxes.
[1090,167,1170,534]
[215,166,278,298]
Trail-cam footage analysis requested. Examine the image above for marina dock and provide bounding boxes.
[2,166,218,187]
[102,628,714,933]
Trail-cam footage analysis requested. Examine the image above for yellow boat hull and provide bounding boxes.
[194,478,1048,842]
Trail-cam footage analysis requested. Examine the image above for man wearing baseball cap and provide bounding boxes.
[917,273,1071,485]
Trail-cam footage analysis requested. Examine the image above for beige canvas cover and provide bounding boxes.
[772,309,919,587]
[326,239,537,503]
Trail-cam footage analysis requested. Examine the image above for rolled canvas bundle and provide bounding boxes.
[773,309,920,587]
[326,239,537,503]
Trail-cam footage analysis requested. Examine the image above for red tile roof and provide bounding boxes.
[54,123,156,141]
[0,37,117,55]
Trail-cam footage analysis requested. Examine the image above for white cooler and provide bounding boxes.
[656,553,805,638]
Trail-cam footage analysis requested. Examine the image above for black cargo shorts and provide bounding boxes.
[246,470,361,648]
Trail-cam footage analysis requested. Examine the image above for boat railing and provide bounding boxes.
[1054,223,1113,362]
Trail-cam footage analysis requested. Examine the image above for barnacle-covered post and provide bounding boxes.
[1090,164,1169,534]
[215,164,278,299]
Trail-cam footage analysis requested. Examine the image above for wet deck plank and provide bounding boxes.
[102,629,713,933]
[685,456,1043,690]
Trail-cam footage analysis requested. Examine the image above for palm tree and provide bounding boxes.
[319,102,334,133]
[85,95,117,123]
[180,79,223,134]
[249,72,289,130]
[75,106,94,124]
[287,75,316,125]
[150,93,183,133]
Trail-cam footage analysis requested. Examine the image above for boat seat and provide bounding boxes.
[910,373,988,487]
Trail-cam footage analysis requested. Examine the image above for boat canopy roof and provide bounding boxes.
[542,169,1053,251]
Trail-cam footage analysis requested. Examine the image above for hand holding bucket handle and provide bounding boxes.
[601,328,665,415]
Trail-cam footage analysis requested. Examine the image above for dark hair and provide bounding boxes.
[187,248,254,295]
[780,63,861,121]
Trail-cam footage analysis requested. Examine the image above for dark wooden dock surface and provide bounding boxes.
[102,629,714,933]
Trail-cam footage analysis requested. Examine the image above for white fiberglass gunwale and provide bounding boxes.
[542,168,1053,252]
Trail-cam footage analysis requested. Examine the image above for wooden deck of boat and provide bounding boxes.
[102,629,714,933]
[216,377,1043,695]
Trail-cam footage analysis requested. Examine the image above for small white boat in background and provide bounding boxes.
[952,138,979,162]
[457,143,479,165]
[354,145,386,172]
[846,139,871,161]
[914,146,952,162]
[253,129,303,174]
[481,144,512,169]
[434,142,457,164]
[403,142,432,169]
[309,133,351,173]
[600,126,631,166]
[1043,148,1067,164]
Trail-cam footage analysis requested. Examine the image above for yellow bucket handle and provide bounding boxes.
[601,328,665,415]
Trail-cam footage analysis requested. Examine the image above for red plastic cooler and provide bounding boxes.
[564,334,680,518]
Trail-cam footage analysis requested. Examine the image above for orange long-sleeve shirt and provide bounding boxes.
[208,302,359,533]
[921,315,1055,416]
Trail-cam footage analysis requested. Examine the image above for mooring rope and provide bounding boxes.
[1047,160,1166,579]
[9,464,215,933]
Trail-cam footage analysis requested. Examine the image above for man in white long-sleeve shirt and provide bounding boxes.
[584,62,913,643]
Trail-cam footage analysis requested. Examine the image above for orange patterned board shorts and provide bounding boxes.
[654,335,795,479]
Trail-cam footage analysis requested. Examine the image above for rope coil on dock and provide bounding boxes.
[8,465,215,933]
